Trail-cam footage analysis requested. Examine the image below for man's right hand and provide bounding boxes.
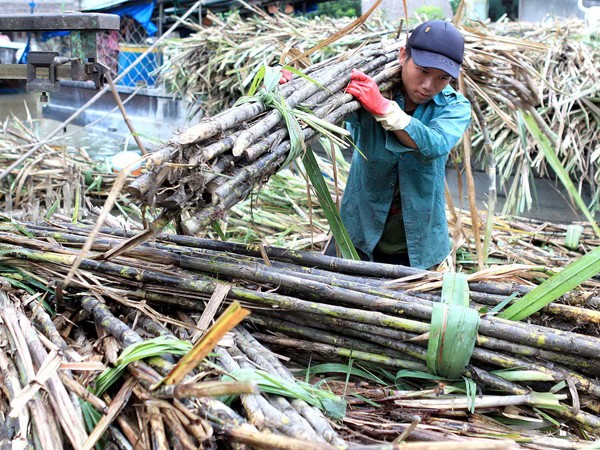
[345,69,390,116]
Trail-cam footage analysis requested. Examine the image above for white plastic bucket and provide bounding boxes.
[110,151,143,176]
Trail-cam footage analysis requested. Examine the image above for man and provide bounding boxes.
[333,20,472,269]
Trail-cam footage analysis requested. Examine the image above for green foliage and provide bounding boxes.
[519,111,600,237]
[308,0,361,18]
[223,368,347,419]
[414,6,446,20]
[499,245,600,321]
[427,273,480,379]
[450,0,461,14]
[301,363,388,385]
[93,336,192,396]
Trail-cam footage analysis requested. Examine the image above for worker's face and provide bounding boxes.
[399,47,453,108]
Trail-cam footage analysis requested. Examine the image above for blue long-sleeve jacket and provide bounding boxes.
[341,84,472,269]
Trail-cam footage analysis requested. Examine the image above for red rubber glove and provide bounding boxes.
[279,69,293,84]
[345,69,390,115]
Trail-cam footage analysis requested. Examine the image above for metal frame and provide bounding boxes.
[0,13,120,93]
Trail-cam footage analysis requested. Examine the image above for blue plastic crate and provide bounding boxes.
[117,44,158,87]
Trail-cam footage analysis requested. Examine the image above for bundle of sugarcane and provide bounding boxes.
[158,7,397,114]
[1,219,599,444]
[128,39,404,234]
[135,15,567,234]
[0,288,522,449]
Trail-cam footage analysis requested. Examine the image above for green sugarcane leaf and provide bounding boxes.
[440,272,469,307]
[395,370,443,381]
[72,184,80,224]
[80,400,105,449]
[223,368,346,418]
[301,362,386,385]
[565,224,584,250]
[427,273,480,379]
[351,392,383,408]
[321,398,347,419]
[529,393,566,410]
[281,65,329,92]
[550,380,567,393]
[521,111,600,237]
[494,370,555,382]
[246,65,266,97]
[499,245,600,321]
[302,147,359,260]
[94,337,191,396]
[44,199,61,220]
[464,376,477,413]
[428,304,480,379]
[489,292,518,314]
[211,220,227,241]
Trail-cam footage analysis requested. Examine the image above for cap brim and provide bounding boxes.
[411,48,460,78]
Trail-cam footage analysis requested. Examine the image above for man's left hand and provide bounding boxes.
[279,69,293,84]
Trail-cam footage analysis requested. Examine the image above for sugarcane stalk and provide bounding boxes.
[153,381,259,399]
[79,294,274,442]
[470,347,600,399]
[216,424,337,450]
[13,307,88,448]
[148,399,198,450]
[232,51,395,156]
[0,342,28,445]
[172,250,600,362]
[272,307,600,376]
[1,239,600,404]
[235,329,345,448]
[4,241,600,367]
[252,314,426,369]
[173,398,215,444]
[0,306,63,450]
[254,333,426,369]
[226,345,325,442]
[83,377,135,450]
[254,310,600,402]
[177,101,270,146]
[214,346,270,430]
[393,392,568,410]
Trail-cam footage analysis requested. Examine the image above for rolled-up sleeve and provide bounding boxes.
[385,96,472,159]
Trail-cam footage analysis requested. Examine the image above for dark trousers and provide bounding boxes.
[324,238,410,266]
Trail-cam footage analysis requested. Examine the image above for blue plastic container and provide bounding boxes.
[117,44,158,87]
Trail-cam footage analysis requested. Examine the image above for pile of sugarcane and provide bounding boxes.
[133,17,556,231]
[128,39,404,234]
[0,115,124,220]
[0,219,599,448]
[157,11,599,217]
[467,19,600,215]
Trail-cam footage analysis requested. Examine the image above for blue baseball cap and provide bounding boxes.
[408,20,464,78]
